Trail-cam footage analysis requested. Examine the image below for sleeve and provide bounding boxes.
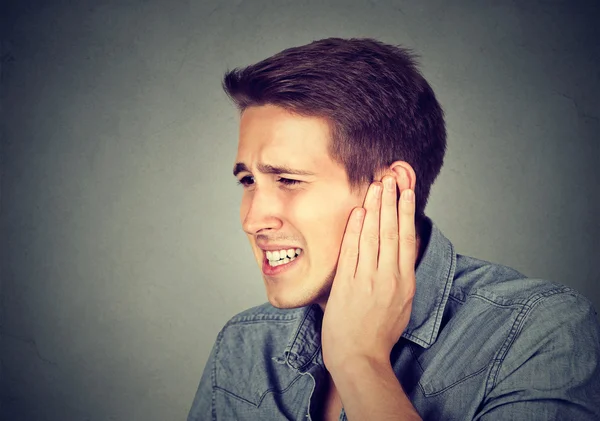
[187,336,219,421]
[475,290,600,420]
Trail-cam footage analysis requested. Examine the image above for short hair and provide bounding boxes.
[222,37,447,224]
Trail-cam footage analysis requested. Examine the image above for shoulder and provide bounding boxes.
[478,276,600,416]
[451,253,589,309]
[422,253,600,404]
[448,253,599,363]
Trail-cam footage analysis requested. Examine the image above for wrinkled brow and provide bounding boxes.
[233,162,316,177]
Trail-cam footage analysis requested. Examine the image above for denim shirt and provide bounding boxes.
[188,218,600,420]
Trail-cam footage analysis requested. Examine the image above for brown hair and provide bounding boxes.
[222,37,446,224]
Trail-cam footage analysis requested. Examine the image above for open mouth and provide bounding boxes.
[265,248,302,267]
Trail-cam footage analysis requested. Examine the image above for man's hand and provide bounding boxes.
[322,176,417,374]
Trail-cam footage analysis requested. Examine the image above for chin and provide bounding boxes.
[264,275,334,310]
[265,287,314,309]
[267,296,307,310]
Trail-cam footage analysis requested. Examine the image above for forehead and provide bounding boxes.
[236,105,336,171]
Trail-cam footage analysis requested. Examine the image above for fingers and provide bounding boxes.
[378,176,399,269]
[336,206,365,280]
[398,189,417,282]
[342,181,416,284]
[356,182,382,275]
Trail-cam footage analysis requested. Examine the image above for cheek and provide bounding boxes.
[286,191,357,253]
[326,207,356,256]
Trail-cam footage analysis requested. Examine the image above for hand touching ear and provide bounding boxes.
[321,176,417,372]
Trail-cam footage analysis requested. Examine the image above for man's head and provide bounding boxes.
[224,38,446,309]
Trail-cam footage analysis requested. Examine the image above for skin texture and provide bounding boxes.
[235,104,423,420]
[235,104,369,309]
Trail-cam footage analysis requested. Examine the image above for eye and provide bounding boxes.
[237,175,255,187]
[278,177,301,186]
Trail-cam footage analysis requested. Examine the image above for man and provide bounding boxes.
[187,38,600,420]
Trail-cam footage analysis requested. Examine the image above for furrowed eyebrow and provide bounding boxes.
[233,162,316,177]
[233,163,249,177]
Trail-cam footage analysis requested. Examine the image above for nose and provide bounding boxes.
[241,187,283,235]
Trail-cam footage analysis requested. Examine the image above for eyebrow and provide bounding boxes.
[233,162,316,177]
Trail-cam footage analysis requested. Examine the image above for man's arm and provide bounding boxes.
[333,357,421,421]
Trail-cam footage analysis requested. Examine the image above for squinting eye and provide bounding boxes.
[278,177,301,186]
[237,175,255,187]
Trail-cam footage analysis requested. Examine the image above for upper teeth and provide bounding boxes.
[266,248,302,261]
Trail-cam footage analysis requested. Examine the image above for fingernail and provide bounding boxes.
[403,189,414,203]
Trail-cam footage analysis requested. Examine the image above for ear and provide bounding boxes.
[376,161,416,193]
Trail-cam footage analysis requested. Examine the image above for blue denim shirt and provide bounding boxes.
[188,218,600,420]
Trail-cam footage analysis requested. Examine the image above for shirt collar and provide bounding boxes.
[283,303,323,372]
[283,217,456,368]
[403,217,456,348]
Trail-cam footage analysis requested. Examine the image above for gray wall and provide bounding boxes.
[1,1,598,420]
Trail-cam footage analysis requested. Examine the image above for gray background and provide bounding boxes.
[1,0,598,420]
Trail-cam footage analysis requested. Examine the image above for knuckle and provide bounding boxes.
[382,229,399,241]
[364,232,380,244]
[386,276,401,294]
[402,232,417,246]
[342,247,359,260]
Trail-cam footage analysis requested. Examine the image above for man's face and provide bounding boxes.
[234,104,367,309]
